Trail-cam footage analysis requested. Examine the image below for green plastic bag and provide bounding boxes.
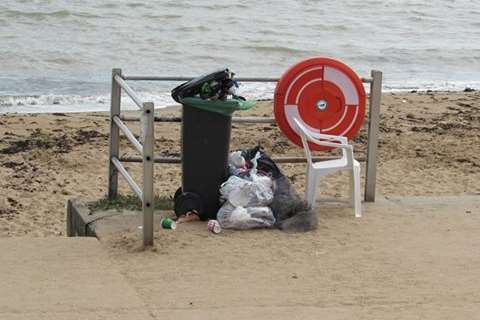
[180,97,256,117]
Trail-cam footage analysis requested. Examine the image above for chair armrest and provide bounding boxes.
[306,135,352,150]
[293,117,350,149]
[310,132,348,144]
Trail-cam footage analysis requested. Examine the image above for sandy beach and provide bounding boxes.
[0,91,479,237]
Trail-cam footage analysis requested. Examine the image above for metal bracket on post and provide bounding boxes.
[142,102,155,246]
[108,68,122,200]
[364,70,382,202]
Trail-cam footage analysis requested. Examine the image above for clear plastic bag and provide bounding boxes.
[220,175,273,207]
[228,150,249,176]
[217,203,275,230]
[217,151,275,229]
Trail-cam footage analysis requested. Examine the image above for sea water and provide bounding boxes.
[1,0,479,113]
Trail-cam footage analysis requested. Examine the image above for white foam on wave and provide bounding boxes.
[0,80,478,114]
[0,82,278,114]
[235,82,276,100]
[0,92,176,114]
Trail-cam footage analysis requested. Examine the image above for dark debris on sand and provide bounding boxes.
[0,128,107,155]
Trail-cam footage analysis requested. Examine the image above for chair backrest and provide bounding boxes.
[293,118,314,166]
[293,118,355,166]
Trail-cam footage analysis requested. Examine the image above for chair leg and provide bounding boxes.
[349,169,355,208]
[305,170,320,208]
[353,164,362,218]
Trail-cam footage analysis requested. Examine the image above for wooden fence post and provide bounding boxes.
[364,70,382,202]
[108,69,122,199]
[142,102,155,246]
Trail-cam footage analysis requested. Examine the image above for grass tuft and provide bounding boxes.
[88,194,173,212]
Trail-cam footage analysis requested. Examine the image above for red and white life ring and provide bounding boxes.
[274,57,366,151]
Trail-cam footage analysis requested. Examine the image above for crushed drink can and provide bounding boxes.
[161,218,176,230]
[207,220,221,234]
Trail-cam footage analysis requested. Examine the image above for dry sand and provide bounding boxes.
[1,91,479,236]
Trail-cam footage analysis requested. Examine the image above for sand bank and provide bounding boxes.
[0,91,479,236]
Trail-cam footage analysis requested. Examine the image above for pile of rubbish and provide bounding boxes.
[217,146,317,232]
[169,69,316,232]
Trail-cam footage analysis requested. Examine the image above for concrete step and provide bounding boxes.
[0,237,151,320]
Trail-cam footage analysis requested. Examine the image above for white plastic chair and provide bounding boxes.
[293,118,362,217]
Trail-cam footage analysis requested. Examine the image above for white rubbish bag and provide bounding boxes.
[217,203,275,230]
[217,151,276,229]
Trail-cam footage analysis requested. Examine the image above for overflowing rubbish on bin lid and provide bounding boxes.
[171,68,256,116]
[172,68,241,102]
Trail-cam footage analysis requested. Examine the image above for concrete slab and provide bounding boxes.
[58,196,480,319]
[97,195,480,320]
[0,237,152,320]
[66,199,168,241]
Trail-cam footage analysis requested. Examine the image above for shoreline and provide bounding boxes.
[1,88,477,115]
